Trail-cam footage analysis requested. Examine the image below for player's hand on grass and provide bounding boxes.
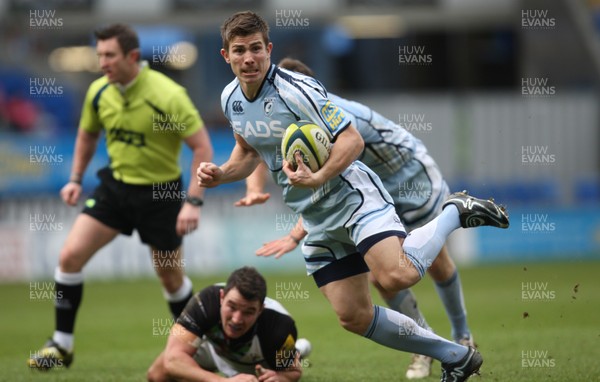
[228,373,259,382]
[176,202,200,236]
[197,162,223,188]
[60,182,82,206]
[256,235,299,259]
[234,191,271,207]
[283,152,323,189]
[255,365,281,382]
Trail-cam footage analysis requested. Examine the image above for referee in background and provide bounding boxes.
[28,23,213,370]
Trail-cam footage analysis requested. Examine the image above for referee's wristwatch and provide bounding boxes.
[185,196,204,207]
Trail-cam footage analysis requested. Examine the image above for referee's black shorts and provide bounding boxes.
[82,167,183,251]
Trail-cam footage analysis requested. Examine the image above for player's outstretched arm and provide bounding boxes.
[60,129,100,206]
[160,324,233,382]
[283,123,364,188]
[198,134,261,188]
[235,161,271,207]
[256,218,307,259]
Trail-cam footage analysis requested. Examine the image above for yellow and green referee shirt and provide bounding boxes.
[79,62,203,185]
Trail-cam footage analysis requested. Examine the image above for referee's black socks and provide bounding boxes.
[53,268,84,352]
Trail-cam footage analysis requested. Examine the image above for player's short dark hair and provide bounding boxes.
[278,58,315,77]
[224,266,267,303]
[221,11,270,51]
[94,23,140,56]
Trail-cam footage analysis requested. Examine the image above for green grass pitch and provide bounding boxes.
[2,261,599,381]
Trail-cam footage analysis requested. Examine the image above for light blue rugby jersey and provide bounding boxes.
[329,93,449,229]
[328,93,428,180]
[221,64,352,213]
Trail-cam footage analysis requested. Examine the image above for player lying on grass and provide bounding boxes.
[147,266,306,382]
[198,11,509,382]
[239,57,478,379]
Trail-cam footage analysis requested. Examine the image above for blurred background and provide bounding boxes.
[1,0,599,282]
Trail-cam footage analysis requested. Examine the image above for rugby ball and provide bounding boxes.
[295,338,312,358]
[281,121,331,172]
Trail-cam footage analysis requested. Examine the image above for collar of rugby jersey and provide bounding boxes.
[116,60,149,95]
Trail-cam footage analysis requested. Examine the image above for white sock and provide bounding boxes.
[52,331,74,352]
[54,268,84,285]
[163,276,193,302]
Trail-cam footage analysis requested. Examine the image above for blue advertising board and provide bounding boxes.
[0,130,238,196]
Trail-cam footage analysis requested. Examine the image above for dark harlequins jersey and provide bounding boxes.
[177,285,297,371]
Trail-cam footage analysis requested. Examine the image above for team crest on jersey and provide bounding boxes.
[232,100,244,114]
[263,98,275,116]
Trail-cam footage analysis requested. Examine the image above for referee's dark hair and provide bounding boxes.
[224,266,267,303]
[94,23,140,57]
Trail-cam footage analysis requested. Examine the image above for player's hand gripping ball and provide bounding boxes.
[281,121,331,172]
